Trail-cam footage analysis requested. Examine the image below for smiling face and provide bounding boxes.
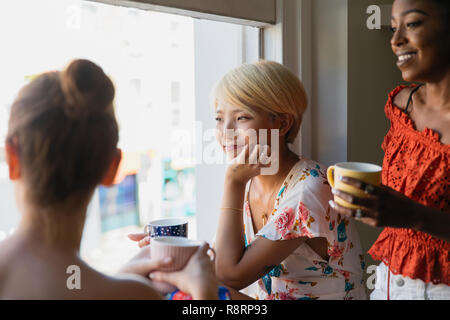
[215,101,280,160]
[391,0,450,82]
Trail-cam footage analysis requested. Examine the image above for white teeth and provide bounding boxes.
[398,54,415,62]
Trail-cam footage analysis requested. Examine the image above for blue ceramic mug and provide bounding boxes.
[146,218,188,238]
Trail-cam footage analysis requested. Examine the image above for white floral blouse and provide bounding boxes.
[241,157,367,300]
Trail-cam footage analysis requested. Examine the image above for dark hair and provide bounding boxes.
[7,59,119,207]
[431,0,450,30]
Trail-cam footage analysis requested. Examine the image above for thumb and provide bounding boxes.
[128,233,147,241]
[119,257,172,276]
[137,257,173,275]
[150,270,181,287]
[195,242,211,257]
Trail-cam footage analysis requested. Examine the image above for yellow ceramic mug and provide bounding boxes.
[327,162,382,209]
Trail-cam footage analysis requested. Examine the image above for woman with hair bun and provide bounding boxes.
[0,59,218,300]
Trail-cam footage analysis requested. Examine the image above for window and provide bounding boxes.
[0,0,261,274]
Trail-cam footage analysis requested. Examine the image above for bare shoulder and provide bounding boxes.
[392,86,415,111]
[0,240,163,300]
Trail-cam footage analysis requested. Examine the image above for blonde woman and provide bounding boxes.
[213,60,367,300]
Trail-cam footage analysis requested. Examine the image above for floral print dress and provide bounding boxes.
[241,157,367,300]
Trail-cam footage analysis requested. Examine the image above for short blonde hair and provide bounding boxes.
[211,60,308,143]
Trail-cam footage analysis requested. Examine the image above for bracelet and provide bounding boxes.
[220,207,243,213]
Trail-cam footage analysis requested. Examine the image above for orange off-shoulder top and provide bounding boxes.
[368,85,450,285]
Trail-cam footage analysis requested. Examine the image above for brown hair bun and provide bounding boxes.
[7,59,119,208]
[59,59,115,119]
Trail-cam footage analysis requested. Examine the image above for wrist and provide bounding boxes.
[224,178,247,190]
[191,286,219,300]
[222,180,246,210]
[225,167,251,185]
[410,201,426,231]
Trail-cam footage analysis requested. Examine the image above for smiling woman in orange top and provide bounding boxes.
[330,0,450,300]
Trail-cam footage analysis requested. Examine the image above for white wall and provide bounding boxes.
[310,0,348,166]
[306,0,399,295]
[193,20,242,243]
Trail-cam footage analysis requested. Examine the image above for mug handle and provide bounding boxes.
[327,166,335,189]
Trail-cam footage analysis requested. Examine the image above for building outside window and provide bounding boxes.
[0,0,260,274]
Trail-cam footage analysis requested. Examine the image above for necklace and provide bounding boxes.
[251,152,299,226]
[252,175,287,227]
[261,187,280,226]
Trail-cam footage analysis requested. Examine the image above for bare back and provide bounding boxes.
[0,236,162,300]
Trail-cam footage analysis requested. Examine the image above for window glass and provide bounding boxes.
[0,0,259,274]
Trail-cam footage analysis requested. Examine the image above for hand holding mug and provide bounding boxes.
[117,245,173,277]
[329,175,422,229]
[149,237,218,298]
[128,218,188,248]
[327,162,383,226]
[150,242,219,299]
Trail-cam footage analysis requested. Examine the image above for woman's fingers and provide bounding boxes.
[329,200,378,226]
[133,257,173,276]
[149,256,173,270]
[128,233,150,248]
[232,144,250,164]
[196,242,209,255]
[230,143,272,168]
[249,144,257,164]
[149,243,211,285]
[259,144,271,166]
[118,253,172,277]
[331,188,378,209]
[196,242,212,260]
[138,236,151,248]
[338,176,381,195]
[248,144,272,168]
[149,269,181,287]
[128,233,147,241]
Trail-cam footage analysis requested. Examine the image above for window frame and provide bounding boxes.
[89,0,312,157]
[262,0,312,158]
[88,0,276,27]
[85,0,311,241]
[1,0,310,161]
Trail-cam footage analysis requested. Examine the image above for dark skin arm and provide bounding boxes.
[329,176,450,242]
